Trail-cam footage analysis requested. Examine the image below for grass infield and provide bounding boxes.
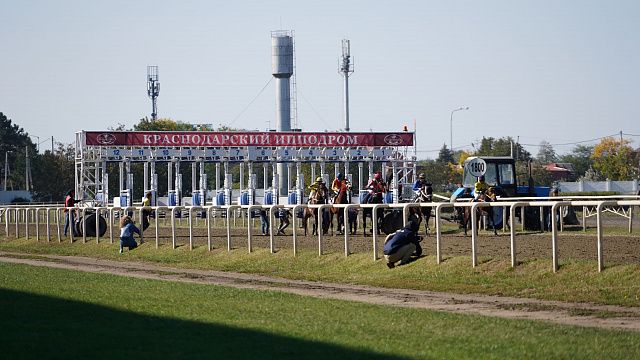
[1,262,639,359]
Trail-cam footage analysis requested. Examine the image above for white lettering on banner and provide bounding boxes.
[87,131,413,147]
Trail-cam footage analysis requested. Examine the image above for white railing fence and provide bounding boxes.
[1,198,639,273]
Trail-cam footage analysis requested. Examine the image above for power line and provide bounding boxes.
[417,131,638,156]
[518,133,620,147]
[226,77,273,128]
[297,88,334,130]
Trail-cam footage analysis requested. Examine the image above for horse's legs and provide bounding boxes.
[489,209,497,235]
[337,212,344,235]
[362,211,368,237]
[462,210,469,236]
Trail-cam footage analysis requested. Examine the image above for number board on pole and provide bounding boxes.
[247,147,273,161]
[180,148,203,160]
[324,148,344,159]
[105,148,126,160]
[349,148,368,160]
[226,148,246,161]
[300,148,320,159]
[276,148,295,161]
[372,148,392,160]
[204,148,225,161]
[153,148,180,160]
[130,148,151,160]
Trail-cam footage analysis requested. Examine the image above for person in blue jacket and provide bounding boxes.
[383,220,423,268]
[119,216,141,254]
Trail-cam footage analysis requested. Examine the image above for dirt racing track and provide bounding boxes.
[8,211,640,266]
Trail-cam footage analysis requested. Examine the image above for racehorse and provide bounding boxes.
[303,187,330,236]
[409,184,433,235]
[461,188,499,236]
[329,182,351,235]
[361,191,385,237]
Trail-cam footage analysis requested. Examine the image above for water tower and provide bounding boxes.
[271,30,294,196]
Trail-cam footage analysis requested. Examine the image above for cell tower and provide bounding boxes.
[340,39,354,132]
[147,66,160,121]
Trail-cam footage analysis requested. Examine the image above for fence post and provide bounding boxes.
[471,203,479,267]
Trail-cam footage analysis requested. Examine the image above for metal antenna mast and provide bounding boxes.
[147,66,160,121]
[340,39,354,132]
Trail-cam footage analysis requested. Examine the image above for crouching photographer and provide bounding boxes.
[383,220,423,269]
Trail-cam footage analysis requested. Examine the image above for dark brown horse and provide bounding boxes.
[329,182,351,235]
[303,186,329,236]
[361,191,384,237]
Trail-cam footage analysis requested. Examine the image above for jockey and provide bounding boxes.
[473,175,489,201]
[308,177,328,204]
[412,173,432,198]
[331,173,350,202]
[366,172,386,199]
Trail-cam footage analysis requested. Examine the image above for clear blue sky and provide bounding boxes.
[1,0,638,157]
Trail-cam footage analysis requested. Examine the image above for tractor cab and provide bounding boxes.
[455,156,518,198]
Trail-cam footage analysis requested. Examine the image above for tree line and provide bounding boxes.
[1,111,638,202]
[420,136,640,193]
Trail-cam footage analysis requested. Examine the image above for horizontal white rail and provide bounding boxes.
[2,198,638,273]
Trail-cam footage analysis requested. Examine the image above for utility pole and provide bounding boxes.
[147,66,160,121]
[340,39,354,132]
[3,151,8,191]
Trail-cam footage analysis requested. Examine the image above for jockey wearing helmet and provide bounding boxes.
[412,173,432,197]
[331,173,351,197]
[308,176,328,204]
[473,175,489,201]
[366,172,386,197]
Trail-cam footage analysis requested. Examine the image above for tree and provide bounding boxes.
[0,112,37,191]
[557,144,594,181]
[134,117,196,131]
[417,159,460,193]
[591,137,636,180]
[531,162,556,187]
[31,143,75,202]
[475,137,531,161]
[436,144,454,164]
[536,141,557,164]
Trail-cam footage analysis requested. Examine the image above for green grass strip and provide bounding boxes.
[1,238,639,307]
[1,262,639,359]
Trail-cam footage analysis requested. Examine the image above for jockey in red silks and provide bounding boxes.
[365,172,386,203]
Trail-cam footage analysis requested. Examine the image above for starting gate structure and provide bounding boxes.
[74,130,417,207]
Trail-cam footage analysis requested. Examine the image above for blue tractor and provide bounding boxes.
[452,156,551,230]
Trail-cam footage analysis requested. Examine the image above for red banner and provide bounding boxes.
[84,131,414,147]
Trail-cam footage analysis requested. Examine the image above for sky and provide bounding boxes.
[1,0,638,158]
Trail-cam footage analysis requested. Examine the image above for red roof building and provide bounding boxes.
[544,162,575,181]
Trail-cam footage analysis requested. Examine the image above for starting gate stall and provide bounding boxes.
[74,131,417,209]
